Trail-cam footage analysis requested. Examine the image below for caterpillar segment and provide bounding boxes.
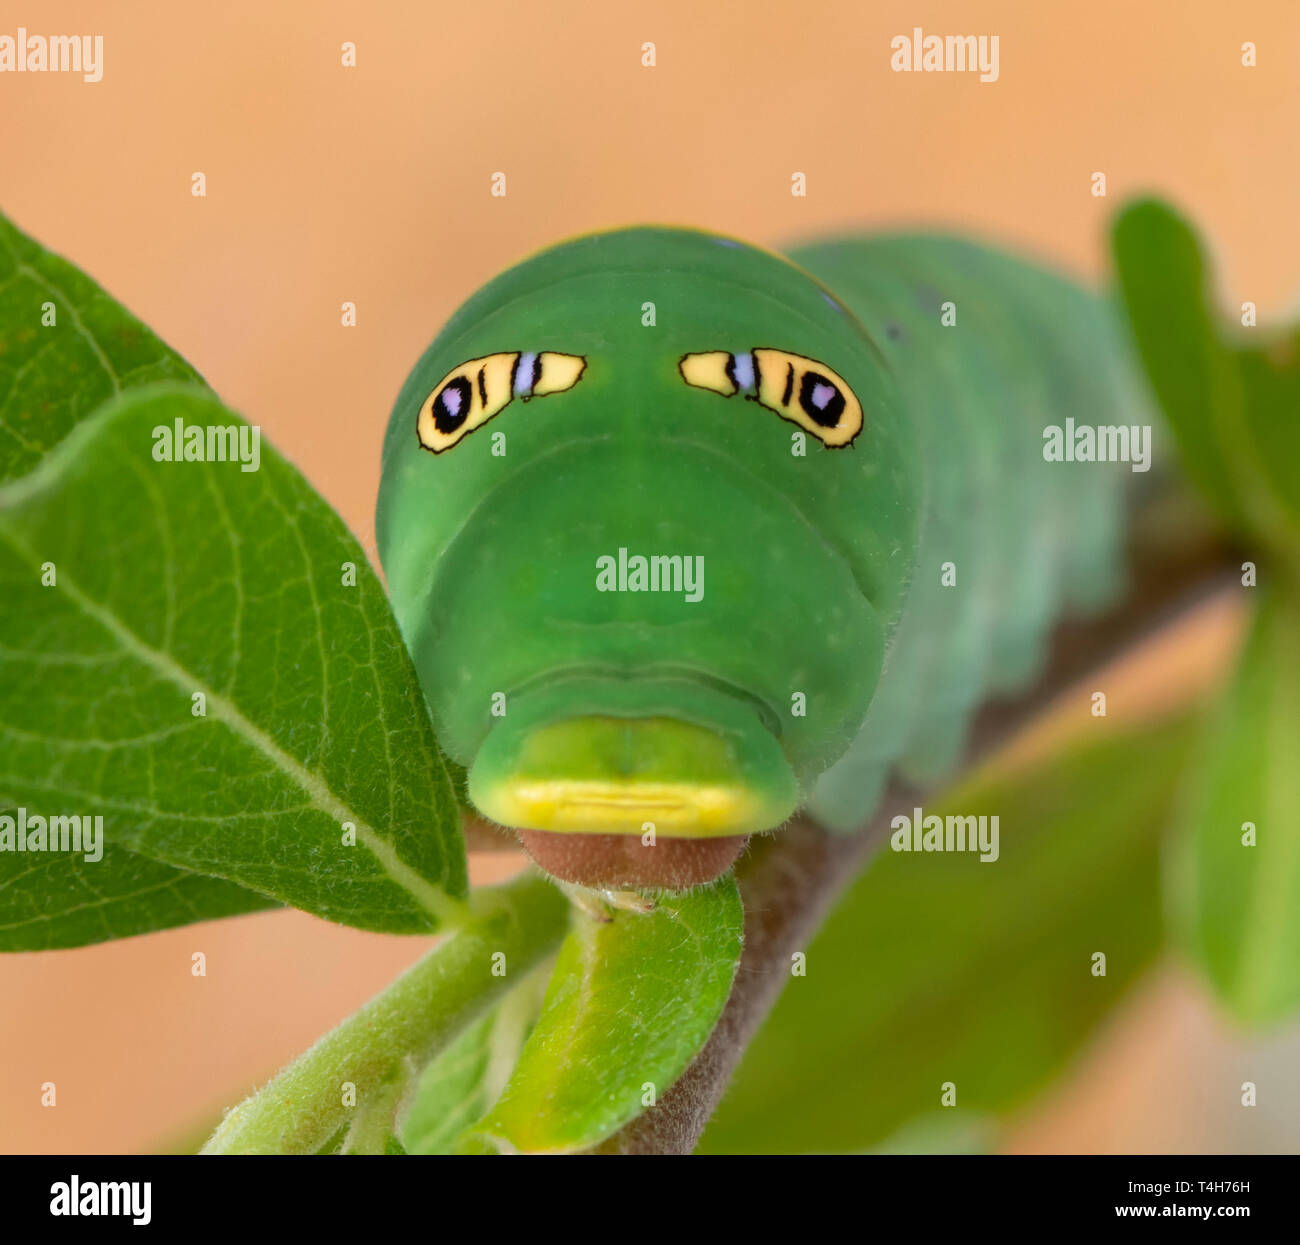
[376,227,1148,887]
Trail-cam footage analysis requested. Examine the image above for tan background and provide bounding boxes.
[1,0,1298,1153]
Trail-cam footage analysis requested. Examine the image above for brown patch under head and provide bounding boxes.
[516,829,747,890]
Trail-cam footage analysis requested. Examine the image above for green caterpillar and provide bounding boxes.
[376,228,1147,889]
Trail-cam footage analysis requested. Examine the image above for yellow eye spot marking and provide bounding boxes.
[679,347,863,447]
[752,348,862,447]
[532,351,587,396]
[678,350,737,396]
[416,350,588,453]
[417,352,517,454]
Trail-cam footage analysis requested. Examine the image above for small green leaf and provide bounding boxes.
[398,967,544,1155]
[400,1014,496,1154]
[700,719,1198,1155]
[204,871,569,1155]
[1112,199,1300,547]
[339,1067,407,1155]
[1174,583,1300,1024]
[0,386,466,935]
[465,877,744,1153]
[0,211,203,484]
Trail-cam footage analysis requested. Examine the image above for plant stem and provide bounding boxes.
[201,871,570,1155]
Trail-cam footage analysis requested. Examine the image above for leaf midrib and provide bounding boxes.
[0,518,463,928]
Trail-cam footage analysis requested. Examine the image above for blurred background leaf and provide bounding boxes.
[1115,197,1300,1028]
[466,877,743,1153]
[698,717,1198,1154]
[1171,580,1300,1025]
[866,1112,998,1155]
[1113,199,1300,549]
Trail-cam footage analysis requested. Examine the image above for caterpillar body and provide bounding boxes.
[376,228,1146,889]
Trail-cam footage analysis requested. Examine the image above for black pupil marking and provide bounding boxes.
[724,353,737,391]
[432,377,473,435]
[798,370,846,428]
[477,367,488,407]
[781,363,795,407]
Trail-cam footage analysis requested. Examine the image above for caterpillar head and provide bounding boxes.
[377,228,920,890]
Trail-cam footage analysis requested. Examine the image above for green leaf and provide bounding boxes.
[0,213,279,950]
[1112,199,1300,547]
[867,1112,997,1155]
[0,385,467,936]
[203,871,570,1154]
[465,877,744,1153]
[0,211,203,485]
[338,1066,407,1155]
[398,963,547,1155]
[1237,330,1300,531]
[398,965,544,1155]
[0,837,277,952]
[1173,583,1300,1024]
[440,748,474,816]
[700,719,1198,1154]
[400,1013,496,1154]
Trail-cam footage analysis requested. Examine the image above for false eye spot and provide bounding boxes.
[799,370,847,428]
[432,376,473,434]
[751,348,862,447]
[417,350,587,453]
[679,346,863,447]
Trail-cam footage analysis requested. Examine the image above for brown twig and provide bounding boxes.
[607,524,1240,1155]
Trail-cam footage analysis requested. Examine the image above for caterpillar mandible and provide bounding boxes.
[376,228,1145,890]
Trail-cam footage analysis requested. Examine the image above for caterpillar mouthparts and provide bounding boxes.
[516,827,749,891]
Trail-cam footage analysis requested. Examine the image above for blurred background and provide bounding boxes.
[1,0,1298,1153]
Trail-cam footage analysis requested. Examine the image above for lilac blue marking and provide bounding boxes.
[732,351,755,393]
[514,352,538,397]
